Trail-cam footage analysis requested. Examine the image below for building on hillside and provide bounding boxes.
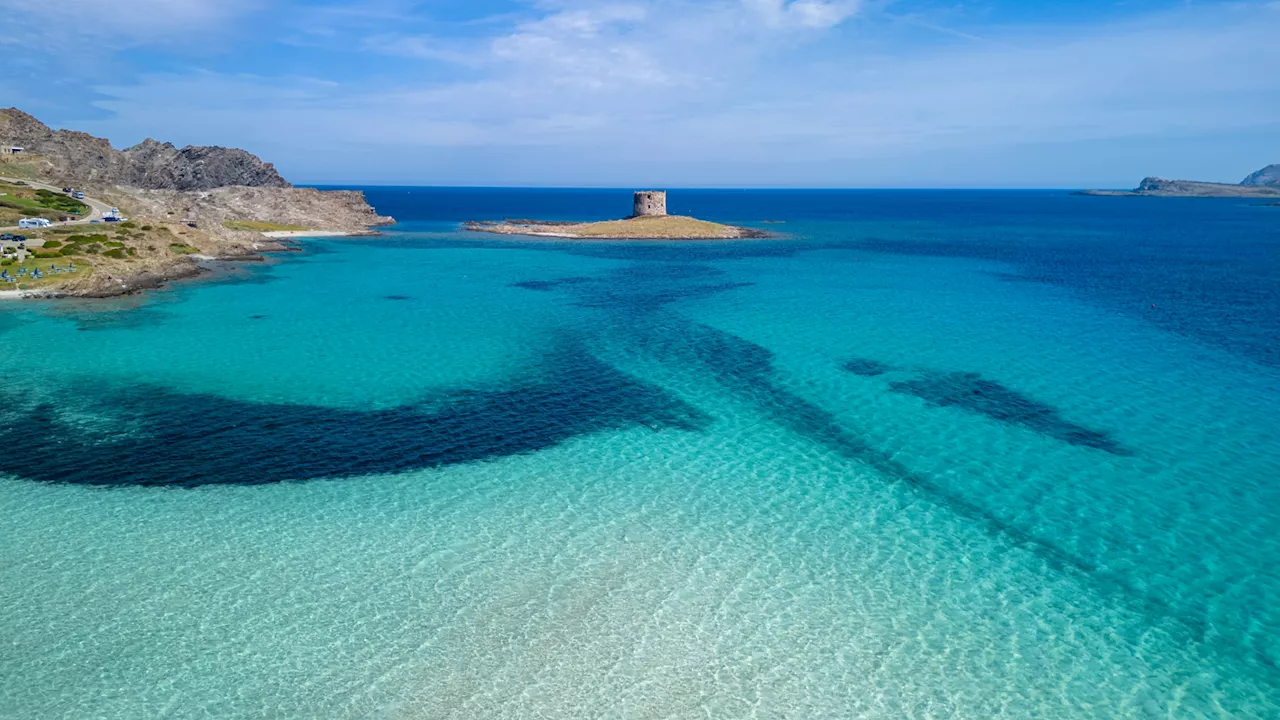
[2,146,23,154]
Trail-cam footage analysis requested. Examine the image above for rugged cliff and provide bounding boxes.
[120,138,289,191]
[0,108,288,190]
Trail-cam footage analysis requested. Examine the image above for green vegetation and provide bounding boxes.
[33,189,90,215]
[0,256,93,291]
[103,241,124,248]
[0,182,90,223]
[65,234,110,244]
[223,220,310,232]
[169,243,199,255]
[41,240,62,249]
[102,248,126,259]
[141,225,154,231]
[119,221,138,229]
[59,246,83,256]
[0,161,42,181]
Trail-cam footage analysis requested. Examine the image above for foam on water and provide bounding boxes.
[2,191,1278,718]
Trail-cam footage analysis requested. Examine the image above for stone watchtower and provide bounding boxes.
[632,191,667,217]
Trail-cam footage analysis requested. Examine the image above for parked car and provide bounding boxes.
[62,187,72,193]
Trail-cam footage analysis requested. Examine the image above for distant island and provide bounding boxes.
[1080,164,1280,198]
[465,191,767,240]
[1,108,393,298]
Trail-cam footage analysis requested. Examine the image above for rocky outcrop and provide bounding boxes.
[113,186,394,240]
[1241,164,1280,187]
[41,258,206,299]
[0,108,288,191]
[120,139,289,190]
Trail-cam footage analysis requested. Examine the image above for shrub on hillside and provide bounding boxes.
[65,234,109,244]
[102,248,126,259]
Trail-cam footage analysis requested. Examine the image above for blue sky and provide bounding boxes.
[2,0,1277,187]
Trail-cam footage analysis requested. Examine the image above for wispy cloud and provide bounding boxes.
[745,0,864,29]
[0,0,262,48]
[10,0,1280,186]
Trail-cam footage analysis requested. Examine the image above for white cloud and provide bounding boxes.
[38,1,1280,186]
[744,0,863,29]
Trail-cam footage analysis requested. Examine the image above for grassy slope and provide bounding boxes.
[1,220,206,294]
[1,256,93,291]
[563,215,746,238]
[0,181,91,223]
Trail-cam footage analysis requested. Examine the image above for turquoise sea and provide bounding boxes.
[2,189,1279,718]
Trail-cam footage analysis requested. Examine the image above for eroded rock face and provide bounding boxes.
[111,185,394,238]
[0,108,289,191]
[121,139,290,191]
[1240,164,1280,187]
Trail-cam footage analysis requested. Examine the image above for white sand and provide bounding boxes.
[261,230,370,238]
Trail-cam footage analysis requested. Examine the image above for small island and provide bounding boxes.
[464,191,768,240]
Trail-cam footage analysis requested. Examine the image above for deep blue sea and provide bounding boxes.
[2,189,1278,718]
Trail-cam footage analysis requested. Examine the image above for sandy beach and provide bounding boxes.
[261,230,378,239]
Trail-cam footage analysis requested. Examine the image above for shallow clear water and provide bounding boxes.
[2,190,1279,717]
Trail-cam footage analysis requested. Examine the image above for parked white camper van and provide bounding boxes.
[18,218,52,229]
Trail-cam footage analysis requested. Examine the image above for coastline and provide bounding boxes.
[262,229,381,239]
[4,227,389,300]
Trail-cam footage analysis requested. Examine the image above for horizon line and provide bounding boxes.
[301,184,1117,192]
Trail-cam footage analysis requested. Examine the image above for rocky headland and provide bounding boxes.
[1080,164,1280,197]
[1,108,393,298]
